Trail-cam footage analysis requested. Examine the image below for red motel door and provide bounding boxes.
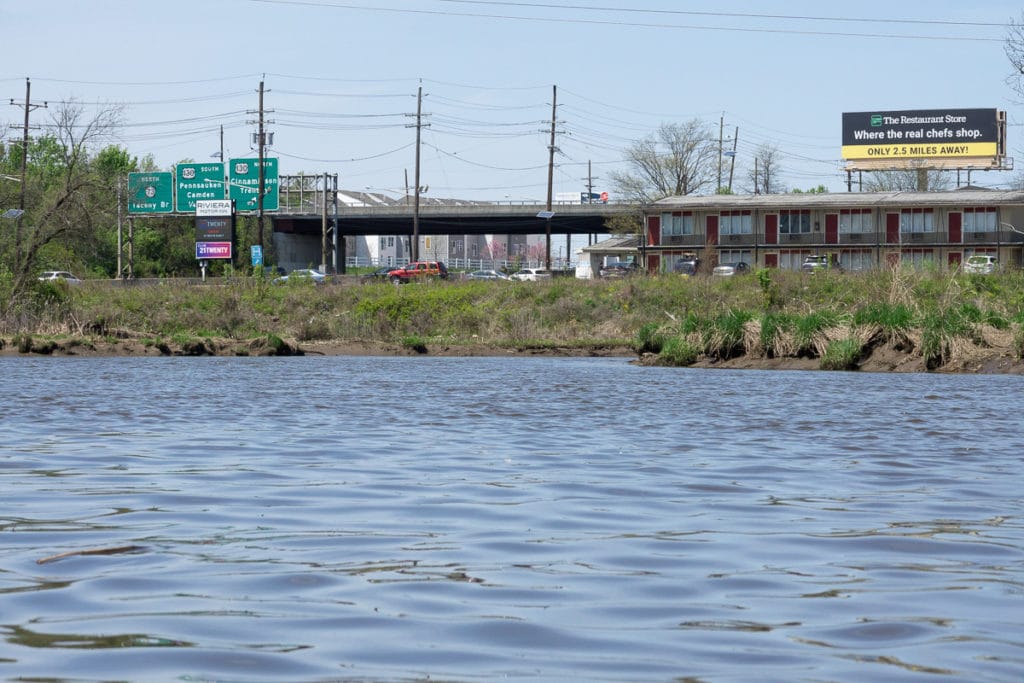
[825,214,838,244]
[705,215,719,245]
[764,214,778,244]
[948,212,962,243]
[647,215,661,245]
[886,213,900,243]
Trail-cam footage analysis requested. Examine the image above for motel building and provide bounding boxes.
[642,188,1024,273]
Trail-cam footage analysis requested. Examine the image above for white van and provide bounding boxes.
[964,254,998,274]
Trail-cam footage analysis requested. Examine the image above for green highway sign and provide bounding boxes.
[228,157,279,212]
[127,172,173,213]
[176,162,225,213]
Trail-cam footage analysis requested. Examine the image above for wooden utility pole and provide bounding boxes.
[321,171,329,272]
[717,113,724,191]
[545,85,557,270]
[412,84,425,261]
[727,126,738,192]
[9,77,47,273]
[257,79,266,252]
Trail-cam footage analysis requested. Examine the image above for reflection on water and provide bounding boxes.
[1,356,1022,682]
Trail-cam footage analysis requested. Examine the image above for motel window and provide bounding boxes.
[380,237,387,249]
[963,207,997,232]
[388,236,395,247]
[839,208,874,234]
[777,250,808,271]
[660,212,694,236]
[839,249,874,272]
[901,249,935,268]
[719,211,752,235]
[779,210,811,234]
[900,208,934,233]
[719,249,752,264]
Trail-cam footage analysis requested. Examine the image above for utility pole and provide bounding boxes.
[246,78,273,253]
[727,126,738,192]
[257,79,266,252]
[9,77,47,274]
[545,85,557,270]
[717,113,724,192]
[410,84,428,261]
[585,160,600,246]
[321,171,329,272]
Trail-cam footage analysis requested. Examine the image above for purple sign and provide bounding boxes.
[196,241,232,259]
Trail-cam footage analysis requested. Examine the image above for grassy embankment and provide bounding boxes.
[3,267,1024,371]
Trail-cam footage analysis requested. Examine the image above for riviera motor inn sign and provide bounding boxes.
[841,108,1005,169]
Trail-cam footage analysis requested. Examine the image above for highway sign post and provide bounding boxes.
[176,163,226,213]
[228,158,279,211]
[127,172,173,213]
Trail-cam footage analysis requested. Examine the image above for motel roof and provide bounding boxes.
[651,188,1024,212]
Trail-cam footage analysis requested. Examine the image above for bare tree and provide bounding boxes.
[747,143,786,194]
[610,120,717,203]
[11,100,124,292]
[1006,12,1024,99]
[861,164,952,192]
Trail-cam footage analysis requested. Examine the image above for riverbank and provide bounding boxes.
[3,331,1023,374]
[4,269,1024,373]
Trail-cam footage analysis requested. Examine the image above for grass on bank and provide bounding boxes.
[2,267,1024,369]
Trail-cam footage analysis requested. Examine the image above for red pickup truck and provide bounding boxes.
[387,261,450,284]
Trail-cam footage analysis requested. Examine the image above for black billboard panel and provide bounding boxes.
[842,108,1001,163]
[195,217,234,242]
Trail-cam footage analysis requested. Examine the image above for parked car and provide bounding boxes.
[387,261,449,284]
[466,269,510,281]
[964,254,998,274]
[801,254,842,273]
[712,262,750,277]
[263,266,286,277]
[672,259,699,276]
[38,271,82,285]
[273,269,327,285]
[599,261,640,278]
[361,266,395,282]
[510,268,553,282]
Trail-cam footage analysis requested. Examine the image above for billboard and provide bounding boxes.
[842,108,1005,170]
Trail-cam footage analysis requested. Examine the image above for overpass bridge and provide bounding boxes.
[271,199,638,238]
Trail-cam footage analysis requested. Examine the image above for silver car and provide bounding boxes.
[38,271,82,285]
[510,268,552,281]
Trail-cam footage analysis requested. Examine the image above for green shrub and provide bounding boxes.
[706,309,753,359]
[658,335,700,366]
[759,311,793,357]
[820,337,863,371]
[635,322,666,354]
[794,311,841,356]
[854,302,914,341]
[400,335,428,353]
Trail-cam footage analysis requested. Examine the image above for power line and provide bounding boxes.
[237,0,1005,42]
[438,1,1009,29]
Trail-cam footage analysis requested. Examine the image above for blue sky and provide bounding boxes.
[3,1,1022,202]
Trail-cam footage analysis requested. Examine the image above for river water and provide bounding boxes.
[1,356,1021,682]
